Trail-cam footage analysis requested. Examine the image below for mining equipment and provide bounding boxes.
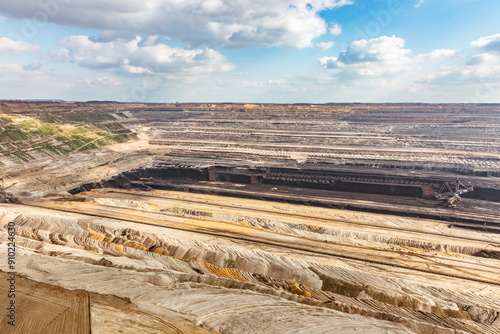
[434,179,474,208]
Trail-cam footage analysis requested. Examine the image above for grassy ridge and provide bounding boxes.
[0,113,133,165]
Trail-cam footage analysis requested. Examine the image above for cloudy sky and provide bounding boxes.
[0,0,499,103]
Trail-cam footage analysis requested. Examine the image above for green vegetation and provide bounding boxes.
[8,150,34,163]
[0,117,12,126]
[39,113,115,123]
[0,113,132,165]
[68,127,89,135]
[39,144,67,155]
[0,129,29,141]
[225,259,237,268]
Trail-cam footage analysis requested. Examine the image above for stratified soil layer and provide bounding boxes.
[1,101,500,333]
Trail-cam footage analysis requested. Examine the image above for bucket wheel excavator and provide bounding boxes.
[434,179,474,208]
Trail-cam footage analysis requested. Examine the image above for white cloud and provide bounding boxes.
[315,41,335,50]
[471,33,500,53]
[466,53,498,66]
[86,77,122,86]
[0,62,69,100]
[329,23,342,36]
[414,0,425,8]
[318,36,498,88]
[413,36,500,92]
[0,0,353,48]
[58,35,234,75]
[0,37,39,54]
[90,31,137,43]
[319,36,412,78]
[268,79,285,85]
[23,61,42,71]
[0,62,48,85]
[415,49,458,62]
[416,66,500,86]
[416,65,500,86]
[332,36,411,65]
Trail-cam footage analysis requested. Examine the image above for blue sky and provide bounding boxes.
[0,0,499,103]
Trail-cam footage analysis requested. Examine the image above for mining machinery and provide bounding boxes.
[434,179,474,208]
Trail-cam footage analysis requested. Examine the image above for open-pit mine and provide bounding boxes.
[1,101,500,333]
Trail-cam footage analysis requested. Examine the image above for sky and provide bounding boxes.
[0,0,499,103]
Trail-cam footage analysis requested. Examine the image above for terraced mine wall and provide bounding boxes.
[462,187,500,202]
[70,166,494,202]
[262,167,436,199]
[70,165,438,198]
[68,164,500,202]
